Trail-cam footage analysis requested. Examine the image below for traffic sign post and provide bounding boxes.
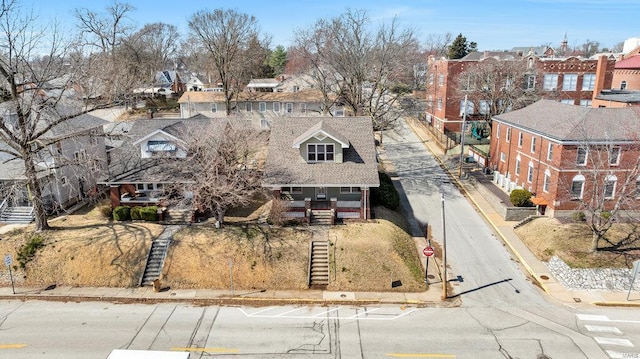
[4,254,15,294]
[423,246,434,257]
[423,245,435,284]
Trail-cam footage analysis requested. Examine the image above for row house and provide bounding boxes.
[177,89,344,129]
[489,99,640,218]
[425,51,615,133]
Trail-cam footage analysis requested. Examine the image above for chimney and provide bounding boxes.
[592,55,608,101]
[483,51,489,59]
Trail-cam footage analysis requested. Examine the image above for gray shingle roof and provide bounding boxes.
[493,100,640,142]
[263,117,379,187]
[102,118,229,183]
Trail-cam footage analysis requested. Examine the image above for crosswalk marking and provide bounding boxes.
[606,350,640,359]
[585,325,622,334]
[577,314,610,322]
[594,337,634,347]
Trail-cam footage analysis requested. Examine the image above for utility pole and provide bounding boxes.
[458,94,468,178]
[441,193,448,300]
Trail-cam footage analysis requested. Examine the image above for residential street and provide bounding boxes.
[381,119,546,308]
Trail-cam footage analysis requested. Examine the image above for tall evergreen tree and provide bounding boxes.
[269,45,288,76]
[447,33,474,59]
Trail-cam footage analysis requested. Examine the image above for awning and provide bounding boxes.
[531,197,549,206]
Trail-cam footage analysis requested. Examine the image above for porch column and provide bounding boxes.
[361,188,370,220]
[272,188,281,199]
[330,197,337,225]
[304,197,311,224]
[110,185,121,209]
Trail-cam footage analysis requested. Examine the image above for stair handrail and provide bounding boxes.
[307,240,314,287]
[28,206,35,219]
[0,198,7,217]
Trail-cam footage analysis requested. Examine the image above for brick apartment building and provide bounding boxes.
[489,100,640,218]
[425,51,615,133]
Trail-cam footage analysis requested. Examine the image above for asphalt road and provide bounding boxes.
[3,300,640,358]
[382,119,546,308]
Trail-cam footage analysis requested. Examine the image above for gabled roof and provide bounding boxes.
[263,117,379,187]
[132,129,186,147]
[292,121,349,149]
[615,55,640,69]
[493,99,640,142]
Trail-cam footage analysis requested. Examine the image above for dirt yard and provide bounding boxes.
[515,217,640,269]
[0,203,426,292]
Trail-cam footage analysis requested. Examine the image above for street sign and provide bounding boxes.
[423,246,434,257]
[4,254,11,267]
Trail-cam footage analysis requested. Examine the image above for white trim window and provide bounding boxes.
[621,81,627,90]
[307,143,335,162]
[286,103,293,113]
[531,137,536,153]
[506,128,511,142]
[562,74,578,91]
[515,156,521,176]
[609,146,621,166]
[576,147,588,165]
[282,186,303,194]
[496,124,500,139]
[547,143,553,161]
[543,74,558,91]
[543,169,551,193]
[560,99,574,105]
[518,132,523,147]
[500,152,506,162]
[300,103,307,113]
[526,75,536,90]
[259,102,266,112]
[571,174,585,199]
[273,102,280,112]
[604,175,617,199]
[527,162,534,183]
[245,102,252,112]
[579,99,592,107]
[211,103,217,113]
[582,73,596,90]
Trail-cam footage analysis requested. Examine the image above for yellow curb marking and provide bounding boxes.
[0,344,27,349]
[171,347,238,353]
[386,354,455,358]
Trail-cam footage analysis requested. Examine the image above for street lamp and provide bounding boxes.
[441,192,448,300]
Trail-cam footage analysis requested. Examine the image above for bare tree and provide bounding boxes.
[293,9,420,130]
[455,58,541,123]
[188,9,261,115]
[0,0,101,231]
[557,137,640,252]
[74,1,137,102]
[169,122,266,224]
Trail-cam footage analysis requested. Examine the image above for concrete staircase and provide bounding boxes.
[0,206,34,224]
[139,226,184,287]
[308,240,330,288]
[163,208,192,224]
[310,209,334,225]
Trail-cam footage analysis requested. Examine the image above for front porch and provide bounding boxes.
[273,186,372,225]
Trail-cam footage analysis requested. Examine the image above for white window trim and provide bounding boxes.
[543,170,551,193]
[609,146,621,166]
[259,102,266,113]
[547,143,553,161]
[518,132,523,148]
[506,128,511,143]
[531,137,536,153]
[571,175,585,199]
[604,175,617,199]
[527,162,534,183]
[576,147,588,166]
[307,143,335,162]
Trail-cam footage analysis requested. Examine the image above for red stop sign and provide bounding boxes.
[423,246,434,257]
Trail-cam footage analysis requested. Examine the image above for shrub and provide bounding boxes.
[600,211,613,220]
[371,172,400,210]
[98,205,113,219]
[572,211,586,222]
[509,189,533,207]
[140,206,158,221]
[130,206,142,220]
[17,235,45,269]
[113,206,131,221]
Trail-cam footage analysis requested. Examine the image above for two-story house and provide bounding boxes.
[0,112,108,222]
[489,99,640,218]
[262,117,379,224]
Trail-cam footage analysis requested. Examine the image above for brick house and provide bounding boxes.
[489,99,640,218]
[425,52,615,133]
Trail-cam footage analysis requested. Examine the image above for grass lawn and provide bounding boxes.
[515,217,640,269]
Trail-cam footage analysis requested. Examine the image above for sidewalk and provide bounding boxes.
[404,118,640,308]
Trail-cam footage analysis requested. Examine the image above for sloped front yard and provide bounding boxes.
[0,205,426,292]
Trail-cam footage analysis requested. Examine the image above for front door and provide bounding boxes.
[316,187,327,200]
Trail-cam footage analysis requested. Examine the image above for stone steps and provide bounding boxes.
[309,240,330,288]
[140,237,171,286]
[0,206,34,224]
[310,210,333,225]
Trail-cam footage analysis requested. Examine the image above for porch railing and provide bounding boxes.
[0,198,7,217]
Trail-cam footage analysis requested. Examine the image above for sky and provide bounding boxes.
[28,0,640,52]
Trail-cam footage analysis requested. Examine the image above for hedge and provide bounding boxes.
[140,206,158,221]
[509,189,533,207]
[130,206,142,220]
[371,172,400,210]
[113,206,131,221]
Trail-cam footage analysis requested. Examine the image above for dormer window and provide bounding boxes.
[147,140,176,155]
[307,143,334,162]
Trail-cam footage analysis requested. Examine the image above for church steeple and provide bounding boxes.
[560,32,568,54]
